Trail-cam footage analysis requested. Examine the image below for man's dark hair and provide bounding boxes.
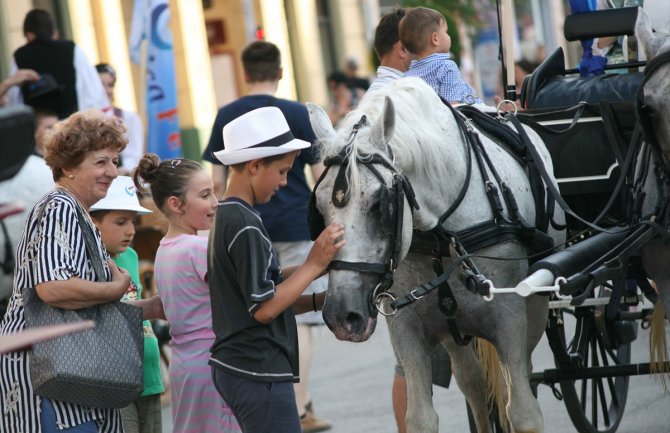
[95,63,117,79]
[373,8,406,60]
[23,9,55,39]
[516,59,539,75]
[327,71,348,86]
[241,41,281,82]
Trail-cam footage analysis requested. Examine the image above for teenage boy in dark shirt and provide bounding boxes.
[207,106,344,433]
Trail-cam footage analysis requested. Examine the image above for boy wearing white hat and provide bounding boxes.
[208,107,345,433]
[90,176,165,433]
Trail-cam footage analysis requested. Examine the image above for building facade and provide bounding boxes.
[0,0,377,160]
[7,1,659,158]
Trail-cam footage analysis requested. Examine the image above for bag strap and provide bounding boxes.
[34,191,107,282]
[72,203,107,282]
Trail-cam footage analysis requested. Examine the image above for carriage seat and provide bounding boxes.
[520,47,643,109]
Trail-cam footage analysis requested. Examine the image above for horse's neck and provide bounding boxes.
[404,113,491,232]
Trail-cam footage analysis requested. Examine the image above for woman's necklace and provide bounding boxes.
[56,185,97,228]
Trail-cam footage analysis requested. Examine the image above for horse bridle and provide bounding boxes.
[309,115,420,316]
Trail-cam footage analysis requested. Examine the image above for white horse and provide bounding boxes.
[308,77,565,433]
[635,9,670,319]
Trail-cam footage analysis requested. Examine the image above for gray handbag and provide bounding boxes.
[24,193,144,409]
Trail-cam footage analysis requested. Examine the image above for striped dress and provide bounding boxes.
[0,189,123,433]
[153,234,241,433]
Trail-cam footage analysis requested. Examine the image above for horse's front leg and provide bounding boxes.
[388,310,438,433]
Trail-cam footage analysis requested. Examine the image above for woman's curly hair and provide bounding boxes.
[43,109,127,181]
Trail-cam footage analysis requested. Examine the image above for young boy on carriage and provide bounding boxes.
[399,7,490,111]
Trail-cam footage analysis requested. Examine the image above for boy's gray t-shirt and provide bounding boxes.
[208,197,299,382]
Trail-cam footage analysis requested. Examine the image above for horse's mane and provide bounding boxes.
[318,77,461,197]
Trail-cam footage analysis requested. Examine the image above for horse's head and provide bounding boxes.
[636,8,670,154]
[307,98,415,342]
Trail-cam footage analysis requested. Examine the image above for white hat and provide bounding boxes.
[90,176,152,214]
[213,106,311,165]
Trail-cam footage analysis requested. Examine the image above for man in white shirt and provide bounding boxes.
[365,9,411,97]
[96,63,144,173]
[7,8,109,118]
[365,9,454,433]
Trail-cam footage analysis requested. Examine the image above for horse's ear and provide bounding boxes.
[636,7,670,60]
[307,102,336,141]
[370,96,396,150]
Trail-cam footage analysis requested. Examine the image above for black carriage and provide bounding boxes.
[466,6,669,433]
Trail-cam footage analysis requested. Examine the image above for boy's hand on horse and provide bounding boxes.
[308,223,346,277]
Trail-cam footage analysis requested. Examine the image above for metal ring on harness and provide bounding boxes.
[496,99,518,116]
[373,285,398,316]
[554,277,570,300]
[482,279,494,302]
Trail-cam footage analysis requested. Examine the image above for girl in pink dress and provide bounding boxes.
[133,155,241,433]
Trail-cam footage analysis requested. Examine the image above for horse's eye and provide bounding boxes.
[368,199,381,217]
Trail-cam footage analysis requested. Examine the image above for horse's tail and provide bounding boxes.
[474,338,511,433]
[649,301,669,392]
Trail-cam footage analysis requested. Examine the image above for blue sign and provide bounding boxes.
[129,0,181,159]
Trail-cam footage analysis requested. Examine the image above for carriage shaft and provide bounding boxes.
[531,362,670,384]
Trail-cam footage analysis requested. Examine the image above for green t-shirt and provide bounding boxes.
[115,247,165,396]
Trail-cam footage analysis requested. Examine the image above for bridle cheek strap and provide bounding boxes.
[324,171,410,317]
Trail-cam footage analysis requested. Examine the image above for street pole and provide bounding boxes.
[501,0,516,100]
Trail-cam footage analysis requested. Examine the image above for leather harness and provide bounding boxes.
[311,50,670,345]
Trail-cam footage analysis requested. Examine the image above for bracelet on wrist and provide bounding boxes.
[312,292,318,312]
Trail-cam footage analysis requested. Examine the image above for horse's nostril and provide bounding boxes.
[345,312,365,331]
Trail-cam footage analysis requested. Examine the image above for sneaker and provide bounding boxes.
[300,402,332,433]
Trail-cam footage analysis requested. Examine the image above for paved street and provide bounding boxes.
[162,318,670,432]
[306,318,670,433]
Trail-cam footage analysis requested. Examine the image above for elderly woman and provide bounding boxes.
[0,110,131,433]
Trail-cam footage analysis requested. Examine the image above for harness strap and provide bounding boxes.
[455,104,549,231]
[506,114,625,234]
[329,261,387,274]
[452,219,520,253]
[518,102,587,136]
[472,128,530,228]
[391,177,406,271]
[438,105,474,225]
[469,129,506,221]
[599,102,626,166]
[434,258,473,346]
[390,254,471,311]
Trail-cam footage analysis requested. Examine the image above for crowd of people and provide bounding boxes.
[0,5,521,433]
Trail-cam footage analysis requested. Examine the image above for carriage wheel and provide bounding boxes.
[546,292,631,433]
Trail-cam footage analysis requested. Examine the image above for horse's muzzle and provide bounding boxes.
[322,302,377,342]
